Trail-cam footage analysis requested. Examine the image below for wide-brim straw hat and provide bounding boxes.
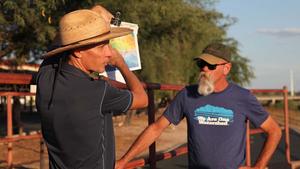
[44,9,132,57]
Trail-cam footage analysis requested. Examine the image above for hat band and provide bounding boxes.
[61,31,111,47]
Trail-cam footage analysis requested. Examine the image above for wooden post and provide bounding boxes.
[147,89,156,169]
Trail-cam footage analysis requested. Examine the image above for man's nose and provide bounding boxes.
[201,66,210,72]
[103,44,113,58]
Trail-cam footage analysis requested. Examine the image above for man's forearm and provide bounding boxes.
[117,62,144,93]
[121,124,164,163]
[117,61,148,108]
[254,128,282,168]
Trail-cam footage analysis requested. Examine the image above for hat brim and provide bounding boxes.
[194,53,227,64]
[43,27,132,58]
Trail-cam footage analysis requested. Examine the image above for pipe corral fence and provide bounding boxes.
[0,72,299,169]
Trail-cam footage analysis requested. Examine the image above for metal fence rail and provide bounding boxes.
[0,72,298,168]
[0,91,44,169]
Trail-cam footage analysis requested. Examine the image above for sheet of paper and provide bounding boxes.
[101,22,141,83]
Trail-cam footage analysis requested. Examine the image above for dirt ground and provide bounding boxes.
[0,107,299,169]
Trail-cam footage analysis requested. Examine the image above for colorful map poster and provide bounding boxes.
[101,22,141,83]
[110,22,141,71]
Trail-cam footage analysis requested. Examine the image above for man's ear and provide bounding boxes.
[72,50,82,58]
[223,63,231,75]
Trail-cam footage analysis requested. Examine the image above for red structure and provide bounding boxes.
[0,72,298,168]
[0,61,39,73]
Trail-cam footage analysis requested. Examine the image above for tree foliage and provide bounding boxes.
[0,0,254,86]
[1,0,54,62]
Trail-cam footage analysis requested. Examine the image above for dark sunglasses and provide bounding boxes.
[195,60,227,70]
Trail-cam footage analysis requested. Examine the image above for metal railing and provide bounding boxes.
[0,72,297,168]
[0,91,45,169]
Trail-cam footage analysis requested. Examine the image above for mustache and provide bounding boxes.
[199,72,210,80]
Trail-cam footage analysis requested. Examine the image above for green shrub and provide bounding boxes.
[273,100,300,111]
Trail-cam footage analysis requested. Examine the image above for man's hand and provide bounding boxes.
[115,159,127,169]
[91,5,113,24]
[109,48,126,68]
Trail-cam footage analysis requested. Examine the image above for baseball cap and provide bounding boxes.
[195,43,231,64]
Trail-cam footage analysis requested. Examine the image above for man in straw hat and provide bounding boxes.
[116,43,282,169]
[35,5,148,169]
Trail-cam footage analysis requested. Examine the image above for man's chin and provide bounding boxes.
[197,87,213,96]
[197,82,214,96]
[198,91,213,96]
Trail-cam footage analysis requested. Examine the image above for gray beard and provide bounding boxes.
[197,72,214,96]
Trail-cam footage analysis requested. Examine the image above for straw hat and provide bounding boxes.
[44,9,132,57]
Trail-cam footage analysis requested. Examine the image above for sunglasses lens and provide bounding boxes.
[196,60,204,69]
[196,60,217,70]
[207,64,217,70]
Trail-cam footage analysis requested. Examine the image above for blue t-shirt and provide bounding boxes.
[163,83,269,169]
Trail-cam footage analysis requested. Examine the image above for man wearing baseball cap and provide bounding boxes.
[35,5,148,169]
[116,43,282,169]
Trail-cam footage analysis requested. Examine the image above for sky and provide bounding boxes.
[215,0,300,92]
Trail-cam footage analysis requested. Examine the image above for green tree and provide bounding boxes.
[102,0,254,85]
[0,0,96,62]
[1,0,55,62]
[0,0,254,86]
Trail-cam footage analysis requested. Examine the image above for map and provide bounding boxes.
[101,22,141,83]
